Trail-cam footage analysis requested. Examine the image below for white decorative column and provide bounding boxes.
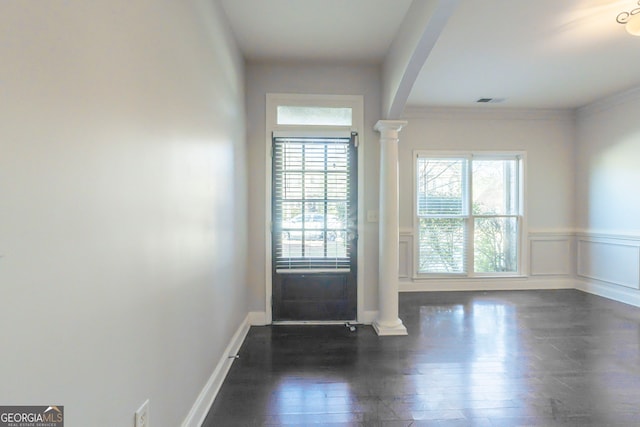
[373,120,408,336]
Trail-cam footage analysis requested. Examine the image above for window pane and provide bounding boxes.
[473,159,518,215]
[277,106,352,126]
[327,173,348,199]
[303,144,327,170]
[326,201,347,229]
[418,218,466,273]
[474,217,518,273]
[282,173,302,199]
[417,159,466,216]
[304,173,325,199]
[282,143,303,169]
[326,143,348,171]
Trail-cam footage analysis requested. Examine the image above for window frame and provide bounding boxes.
[414,150,526,279]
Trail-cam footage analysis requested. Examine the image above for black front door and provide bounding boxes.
[272,133,357,321]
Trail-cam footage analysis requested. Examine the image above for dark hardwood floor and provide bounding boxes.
[202,290,640,426]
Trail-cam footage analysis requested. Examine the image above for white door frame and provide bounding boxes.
[264,93,365,324]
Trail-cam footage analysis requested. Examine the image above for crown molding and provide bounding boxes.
[401,106,575,121]
[577,84,640,118]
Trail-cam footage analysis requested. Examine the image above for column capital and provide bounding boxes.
[374,120,408,136]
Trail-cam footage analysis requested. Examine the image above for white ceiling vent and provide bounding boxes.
[476,98,506,104]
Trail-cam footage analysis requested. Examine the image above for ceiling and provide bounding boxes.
[219,0,640,110]
[219,0,413,63]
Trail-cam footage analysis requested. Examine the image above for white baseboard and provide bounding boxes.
[181,313,251,427]
[399,277,574,292]
[576,278,640,308]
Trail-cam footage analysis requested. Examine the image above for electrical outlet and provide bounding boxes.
[135,399,149,427]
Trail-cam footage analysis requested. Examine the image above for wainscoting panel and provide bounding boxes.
[399,230,413,279]
[529,234,573,276]
[577,236,640,290]
[398,230,573,290]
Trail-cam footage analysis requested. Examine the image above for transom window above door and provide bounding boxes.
[276,106,353,126]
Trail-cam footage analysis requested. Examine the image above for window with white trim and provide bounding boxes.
[416,153,523,276]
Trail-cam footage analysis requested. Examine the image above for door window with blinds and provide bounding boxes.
[273,134,355,272]
[416,152,523,276]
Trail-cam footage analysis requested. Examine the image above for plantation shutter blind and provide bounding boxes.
[273,133,354,272]
[416,157,468,273]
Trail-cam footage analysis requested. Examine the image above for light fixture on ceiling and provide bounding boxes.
[617,1,640,36]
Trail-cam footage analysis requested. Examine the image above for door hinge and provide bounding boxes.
[352,131,359,148]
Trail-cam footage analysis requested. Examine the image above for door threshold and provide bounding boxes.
[272,320,358,326]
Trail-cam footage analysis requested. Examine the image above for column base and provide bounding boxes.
[372,319,408,336]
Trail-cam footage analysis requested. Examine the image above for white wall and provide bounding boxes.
[576,88,640,235]
[0,1,247,426]
[398,108,576,288]
[245,62,383,314]
[575,88,640,305]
